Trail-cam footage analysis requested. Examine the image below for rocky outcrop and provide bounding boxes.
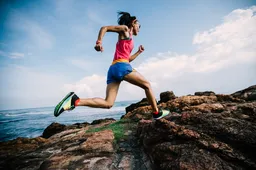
[195,91,216,96]
[91,118,115,125]
[42,120,114,139]
[42,122,67,138]
[42,122,91,138]
[131,85,256,170]
[232,85,256,101]
[159,91,176,103]
[0,118,150,170]
[40,130,115,170]
[0,85,255,170]
[125,98,150,113]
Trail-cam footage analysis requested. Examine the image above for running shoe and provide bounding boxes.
[54,92,79,117]
[153,109,170,120]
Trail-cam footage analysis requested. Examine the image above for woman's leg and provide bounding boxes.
[123,71,158,112]
[76,82,121,109]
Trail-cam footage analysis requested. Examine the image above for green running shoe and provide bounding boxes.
[153,109,170,120]
[54,92,79,117]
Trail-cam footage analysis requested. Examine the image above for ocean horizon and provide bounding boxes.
[0,100,138,142]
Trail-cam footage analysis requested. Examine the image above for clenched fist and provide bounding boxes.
[138,45,144,52]
[94,44,104,52]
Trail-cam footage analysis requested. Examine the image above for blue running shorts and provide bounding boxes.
[107,62,134,84]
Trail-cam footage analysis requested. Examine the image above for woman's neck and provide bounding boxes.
[129,27,133,36]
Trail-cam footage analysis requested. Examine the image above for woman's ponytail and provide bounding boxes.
[117,11,136,27]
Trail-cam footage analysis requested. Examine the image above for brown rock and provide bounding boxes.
[117,154,133,169]
[0,137,47,156]
[0,118,150,170]
[184,103,225,113]
[232,85,256,101]
[216,94,245,102]
[166,95,218,113]
[125,98,150,113]
[195,91,216,96]
[91,118,116,125]
[66,122,90,129]
[39,129,115,170]
[159,91,176,103]
[80,130,115,153]
[123,106,153,120]
[136,101,256,169]
[42,119,111,139]
[42,122,66,139]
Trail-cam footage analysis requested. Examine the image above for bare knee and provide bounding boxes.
[142,81,151,90]
[104,102,114,109]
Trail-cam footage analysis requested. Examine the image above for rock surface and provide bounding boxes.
[0,118,149,170]
[231,85,256,101]
[0,85,255,170]
[159,91,176,103]
[125,98,150,113]
[195,91,216,96]
[132,85,256,170]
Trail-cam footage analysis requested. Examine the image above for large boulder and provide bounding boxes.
[42,122,66,138]
[0,137,47,156]
[159,91,176,103]
[40,130,115,170]
[125,98,150,113]
[195,91,216,96]
[122,105,153,121]
[42,119,112,139]
[232,85,256,101]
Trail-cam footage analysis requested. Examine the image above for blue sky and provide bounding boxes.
[0,0,256,110]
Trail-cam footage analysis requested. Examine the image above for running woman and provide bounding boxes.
[54,12,170,119]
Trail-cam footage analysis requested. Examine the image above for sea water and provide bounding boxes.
[0,100,137,142]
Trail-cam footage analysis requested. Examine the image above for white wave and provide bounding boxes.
[3,111,51,117]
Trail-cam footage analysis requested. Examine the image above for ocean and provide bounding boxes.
[0,100,137,142]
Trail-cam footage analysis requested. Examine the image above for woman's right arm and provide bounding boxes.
[95,25,128,52]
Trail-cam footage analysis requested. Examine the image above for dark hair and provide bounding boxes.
[117,11,137,27]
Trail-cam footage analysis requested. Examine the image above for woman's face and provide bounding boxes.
[132,21,141,36]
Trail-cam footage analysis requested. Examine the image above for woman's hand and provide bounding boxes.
[94,43,104,52]
[138,45,144,53]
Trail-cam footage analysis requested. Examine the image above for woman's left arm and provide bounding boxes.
[129,45,144,62]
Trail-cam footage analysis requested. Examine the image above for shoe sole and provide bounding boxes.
[54,92,74,117]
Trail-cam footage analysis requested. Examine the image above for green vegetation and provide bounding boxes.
[86,119,135,142]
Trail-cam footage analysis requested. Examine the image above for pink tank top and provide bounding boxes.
[113,33,134,61]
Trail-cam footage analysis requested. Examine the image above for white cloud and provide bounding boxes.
[9,52,24,59]
[0,50,25,59]
[63,6,256,101]
[191,6,256,70]
[193,6,256,48]
[63,74,106,98]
